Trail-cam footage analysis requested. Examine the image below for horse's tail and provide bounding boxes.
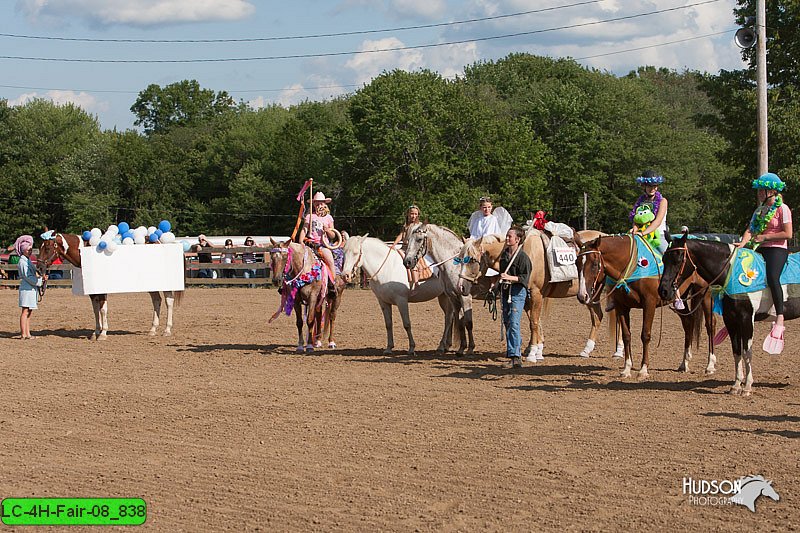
[541,297,551,321]
[607,308,617,344]
[174,290,184,309]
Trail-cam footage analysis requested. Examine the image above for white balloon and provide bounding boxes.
[147,226,157,235]
[135,226,147,236]
[107,224,119,236]
[89,236,100,246]
[122,237,134,245]
[160,232,175,243]
[113,235,122,244]
[134,234,146,245]
[90,227,102,238]
[106,241,118,252]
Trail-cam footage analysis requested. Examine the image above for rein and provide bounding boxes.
[663,243,736,315]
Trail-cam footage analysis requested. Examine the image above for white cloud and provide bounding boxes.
[16,0,256,26]
[345,37,425,85]
[9,90,109,113]
[387,0,446,20]
[247,75,351,109]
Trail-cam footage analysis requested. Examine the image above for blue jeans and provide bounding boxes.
[501,284,527,358]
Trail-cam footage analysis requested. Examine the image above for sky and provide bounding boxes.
[1,0,747,131]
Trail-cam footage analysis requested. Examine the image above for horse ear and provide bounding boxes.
[281,238,291,247]
[363,233,369,238]
[270,237,277,246]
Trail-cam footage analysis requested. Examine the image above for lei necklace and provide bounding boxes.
[629,191,662,222]
[748,194,782,236]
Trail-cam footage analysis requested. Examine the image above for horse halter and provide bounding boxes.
[457,244,483,283]
[576,248,605,304]
[662,242,733,313]
[407,226,429,266]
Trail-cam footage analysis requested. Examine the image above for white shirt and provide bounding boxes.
[470,214,502,239]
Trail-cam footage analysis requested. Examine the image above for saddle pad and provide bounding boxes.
[723,247,800,295]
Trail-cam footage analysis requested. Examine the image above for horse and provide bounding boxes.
[457,229,621,360]
[342,234,459,355]
[658,231,799,395]
[37,232,183,339]
[731,475,780,512]
[270,240,345,351]
[577,234,715,380]
[402,223,475,354]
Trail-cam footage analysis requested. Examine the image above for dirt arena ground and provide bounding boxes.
[0,287,797,531]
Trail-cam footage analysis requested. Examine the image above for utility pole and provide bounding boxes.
[756,0,768,175]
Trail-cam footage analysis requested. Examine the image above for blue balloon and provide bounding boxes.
[122,230,135,240]
[154,229,163,237]
[181,240,191,252]
[82,230,92,241]
[149,233,160,243]
[117,222,130,234]
[158,220,172,233]
[97,240,108,250]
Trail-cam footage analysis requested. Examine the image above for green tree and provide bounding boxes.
[131,80,238,135]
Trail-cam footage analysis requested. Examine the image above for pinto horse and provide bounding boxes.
[37,233,183,339]
[457,229,619,359]
[658,232,799,396]
[270,241,345,351]
[576,234,715,379]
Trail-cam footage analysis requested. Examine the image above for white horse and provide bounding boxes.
[402,223,475,354]
[342,235,457,355]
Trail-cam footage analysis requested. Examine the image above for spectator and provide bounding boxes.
[48,255,64,280]
[241,236,259,285]
[194,235,215,279]
[221,239,236,278]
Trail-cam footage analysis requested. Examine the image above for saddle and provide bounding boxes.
[530,222,580,283]
[724,247,800,296]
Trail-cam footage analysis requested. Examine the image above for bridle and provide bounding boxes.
[576,248,606,304]
[661,241,735,315]
[456,243,482,283]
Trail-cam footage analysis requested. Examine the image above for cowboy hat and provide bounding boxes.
[312,191,332,203]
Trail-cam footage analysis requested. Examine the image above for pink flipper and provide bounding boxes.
[762,324,785,355]
[713,326,729,346]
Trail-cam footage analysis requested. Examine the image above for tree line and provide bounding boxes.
[1,1,796,245]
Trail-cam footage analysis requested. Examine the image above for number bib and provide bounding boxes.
[554,247,576,266]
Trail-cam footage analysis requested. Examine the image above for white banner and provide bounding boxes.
[72,244,185,296]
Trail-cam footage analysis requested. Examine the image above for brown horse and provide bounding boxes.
[458,229,617,360]
[576,234,715,380]
[269,241,345,351]
[37,232,183,339]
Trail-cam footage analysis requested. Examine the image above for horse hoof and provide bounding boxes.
[148,330,157,336]
[314,341,323,348]
[407,350,415,356]
[677,363,688,373]
[637,371,649,381]
[296,345,305,352]
[579,351,590,358]
[383,349,393,355]
[525,355,537,363]
[328,342,337,349]
[163,331,172,337]
[305,345,314,352]
[742,389,752,397]
[728,387,742,395]
[704,367,716,376]
[620,371,632,378]
[98,334,108,341]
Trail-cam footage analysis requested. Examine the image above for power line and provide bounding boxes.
[0,1,602,44]
[0,0,723,63]
[575,29,735,60]
[0,29,735,97]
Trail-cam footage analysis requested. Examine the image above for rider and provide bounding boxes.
[630,170,669,253]
[397,205,423,291]
[299,191,338,294]
[468,196,512,240]
[737,172,793,354]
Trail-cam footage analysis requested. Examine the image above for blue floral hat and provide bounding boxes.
[635,170,664,185]
[751,172,786,191]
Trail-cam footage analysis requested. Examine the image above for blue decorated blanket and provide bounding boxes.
[605,235,663,292]
[723,247,800,295]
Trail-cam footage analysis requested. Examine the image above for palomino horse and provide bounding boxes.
[577,234,715,380]
[37,233,183,339]
[270,241,345,351]
[658,232,798,396]
[458,229,619,359]
[342,235,459,355]
[402,223,475,355]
